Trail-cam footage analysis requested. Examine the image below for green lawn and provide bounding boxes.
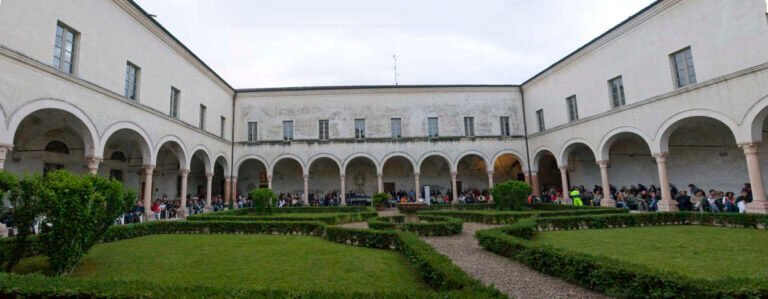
[14,234,426,292]
[534,225,768,279]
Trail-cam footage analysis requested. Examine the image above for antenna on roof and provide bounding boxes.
[392,54,399,86]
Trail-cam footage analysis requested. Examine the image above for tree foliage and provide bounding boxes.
[490,180,531,211]
[248,188,275,215]
[372,192,389,208]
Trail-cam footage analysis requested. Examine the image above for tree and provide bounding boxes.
[491,180,532,211]
[372,192,389,209]
[0,171,40,272]
[36,170,135,275]
[248,188,275,215]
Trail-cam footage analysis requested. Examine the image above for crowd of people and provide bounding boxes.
[533,182,754,213]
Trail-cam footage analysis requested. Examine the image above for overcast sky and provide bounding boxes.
[134,0,655,88]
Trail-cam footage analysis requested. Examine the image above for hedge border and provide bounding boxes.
[420,208,627,224]
[476,213,768,298]
[367,215,464,236]
[195,206,375,217]
[187,211,378,224]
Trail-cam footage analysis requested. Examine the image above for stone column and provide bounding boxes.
[142,165,155,221]
[654,152,677,211]
[224,176,232,208]
[531,172,540,195]
[303,174,309,204]
[559,166,570,200]
[414,173,421,200]
[231,177,238,204]
[597,160,615,207]
[487,171,494,202]
[178,169,189,217]
[205,172,213,212]
[85,157,101,175]
[340,174,346,206]
[743,143,768,213]
[267,174,273,190]
[377,173,384,193]
[0,145,10,171]
[451,171,458,204]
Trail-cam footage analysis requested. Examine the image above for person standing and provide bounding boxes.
[570,188,583,206]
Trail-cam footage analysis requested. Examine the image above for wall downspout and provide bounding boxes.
[520,87,533,187]
[230,91,237,209]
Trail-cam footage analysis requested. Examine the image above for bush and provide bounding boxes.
[101,221,326,242]
[368,215,464,236]
[248,188,275,214]
[324,226,401,249]
[372,192,389,209]
[491,180,531,210]
[1,173,39,272]
[420,208,627,224]
[187,211,378,225]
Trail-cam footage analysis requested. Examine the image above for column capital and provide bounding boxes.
[179,169,190,176]
[205,172,214,178]
[414,172,420,177]
[741,143,760,155]
[303,174,309,180]
[142,165,155,174]
[340,174,346,179]
[558,165,568,171]
[487,170,494,176]
[597,160,609,167]
[226,175,235,180]
[450,171,457,177]
[0,144,13,151]
[85,156,102,167]
[267,174,273,180]
[653,152,669,162]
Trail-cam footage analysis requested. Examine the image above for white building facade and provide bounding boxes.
[1,0,767,216]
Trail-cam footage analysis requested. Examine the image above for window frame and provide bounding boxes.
[670,47,697,88]
[247,121,258,142]
[463,117,475,137]
[500,116,511,137]
[391,118,402,138]
[283,120,294,141]
[354,119,366,140]
[124,61,140,101]
[427,117,439,138]
[199,104,207,130]
[566,95,579,122]
[608,76,626,108]
[169,87,180,119]
[319,120,330,140]
[536,109,545,132]
[53,22,78,74]
[220,116,226,138]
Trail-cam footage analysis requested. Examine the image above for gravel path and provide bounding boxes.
[421,223,610,299]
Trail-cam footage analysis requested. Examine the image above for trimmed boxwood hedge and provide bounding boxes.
[368,215,464,236]
[187,211,378,225]
[199,206,375,217]
[399,203,497,213]
[475,213,768,298]
[420,208,627,224]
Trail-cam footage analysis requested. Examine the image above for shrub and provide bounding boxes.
[419,208,627,224]
[35,170,135,275]
[1,173,40,272]
[248,188,275,214]
[187,211,378,225]
[368,215,464,236]
[491,180,531,210]
[372,192,389,209]
[324,226,401,249]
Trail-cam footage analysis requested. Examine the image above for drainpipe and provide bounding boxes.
[229,91,236,209]
[520,87,533,187]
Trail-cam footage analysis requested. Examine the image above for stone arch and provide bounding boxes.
[558,138,598,166]
[153,135,188,168]
[270,154,306,175]
[380,152,418,173]
[417,151,453,173]
[741,93,768,143]
[307,153,343,175]
[491,149,527,171]
[343,153,380,175]
[189,145,213,173]
[454,150,490,172]
[654,109,740,154]
[235,154,270,175]
[99,121,153,165]
[0,101,8,146]
[8,98,100,157]
[596,126,653,161]
[213,152,230,175]
[532,146,558,171]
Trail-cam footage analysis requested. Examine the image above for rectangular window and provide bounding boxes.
[608,76,626,108]
[355,119,366,139]
[427,117,439,137]
[199,104,207,130]
[319,120,329,140]
[670,47,697,88]
[109,169,124,182]
[169,87,180,119]
[220,116,226,138]
[566,95,579,122]
[500,116,511,136]
[283,120,294,141]
[464,117,475,137]
[536,109,545,132]
[124,62,140,101]
[53,23,77,74]
[247,121,258,142]
[391,118,402,138]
